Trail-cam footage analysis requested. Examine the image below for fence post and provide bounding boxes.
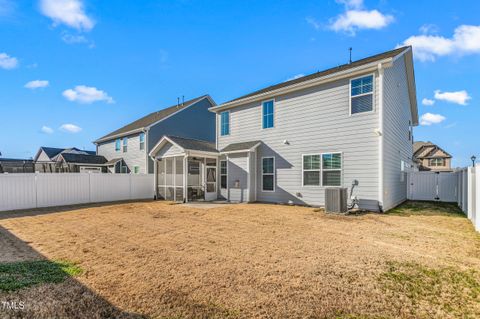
[475,165,480,231]
[34,172,39,209]
[468,166,476,223]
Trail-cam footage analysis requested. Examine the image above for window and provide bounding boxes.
[220,111,230,136]
[351,75,373,114]
[139,133,145,150]
[429,158,445,167]
[322,153,342,186]
[115,139,121,152]
[120,164,128,173]
[262,100,274,129]
[220,160,227,189]
[133,166,140,174]
[122,138,128,152]
[262,157,275,191]
[303,155,321,186]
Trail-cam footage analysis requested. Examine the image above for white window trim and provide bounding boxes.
[122,137,128,153]
[220,160,228,189]
[349,73,375,116]
[220,111,230,136]
[302,153,321,187]
[115,138,121,152]
[133,165,140,174]
[261,98,275,130]
[261,156,275,192]
[321,152,343,187]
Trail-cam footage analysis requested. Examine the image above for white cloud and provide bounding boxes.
[286,74,305,81]
[25,80,49,89]
[420,113,446,126]
[421,98,435,106]
[335,0,363,9]
[330,10,394,35]
[61,33,87,44]
[40,126,54,134]
[419,24,439,35]
[39,0,94,31]
[0,52,18,69]
[434,90,471,105]
[306,17,321,30]
[59,123,82,133]
[62,85,114,104]
[400,25,480,61]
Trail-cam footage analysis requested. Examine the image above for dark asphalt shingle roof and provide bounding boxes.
[0,158,34,162]
[225,47,410,104]
[220,141,261,153]
[60,153,108,165]
[105,158,123,165]
[95,95,211,143]
[40,147,65,159]
[167,136,218,153]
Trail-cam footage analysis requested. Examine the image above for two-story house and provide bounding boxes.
[95,95,216,174]
[149,46,418,211]
[413,141,452,172]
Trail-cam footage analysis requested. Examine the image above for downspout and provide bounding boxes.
[377,63,385,212]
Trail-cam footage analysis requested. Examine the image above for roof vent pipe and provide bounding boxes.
[182,95,185,106]
[177,97,180,108]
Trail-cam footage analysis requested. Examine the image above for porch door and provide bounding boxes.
[205,159,217,201]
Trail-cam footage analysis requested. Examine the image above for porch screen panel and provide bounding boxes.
[165,158,174,200]
[175,157,184,201]
[157,160,165,199]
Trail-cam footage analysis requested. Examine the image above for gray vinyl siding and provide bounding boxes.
[147,98,215,173]
[97,132,147,173]
[36,150,53,162]
[227,153,249,202]
[156,143,184,158]
[382,56,414,211]
[217,75,381,210]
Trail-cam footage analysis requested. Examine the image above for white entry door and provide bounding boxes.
[205,166,217,201]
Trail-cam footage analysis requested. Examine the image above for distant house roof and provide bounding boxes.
[94,95,215,144]
[413,141,452,159]
[0,158,34,163]
[105,158,123,165]
[166,136,218,153]
[220,141,261,153]
[35,147,96,162]
[211,46,418,125]
[59,153,108,165]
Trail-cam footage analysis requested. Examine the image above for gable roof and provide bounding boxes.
[210,46,418,125]
[413,141,452,159]
[59,153,108,165]
[220,141,261,153]
[149,135,218,157]
[39,147,65,159]
[94,95,215,144]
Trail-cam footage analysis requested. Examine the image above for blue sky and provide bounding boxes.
[0,0,479,167]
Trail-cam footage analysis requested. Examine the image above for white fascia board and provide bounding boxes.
[220,142,261,154]
[93,128,145,144]
[149,136,185,158]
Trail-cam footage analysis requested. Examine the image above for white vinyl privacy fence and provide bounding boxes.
[408,167,479,232]
[0,173,154,212]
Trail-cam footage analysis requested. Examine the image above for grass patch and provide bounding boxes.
[388,201,464,217]
[0,260,82,292]
[379,261,480,318]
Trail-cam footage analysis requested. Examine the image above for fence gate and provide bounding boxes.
[408,171,457,202]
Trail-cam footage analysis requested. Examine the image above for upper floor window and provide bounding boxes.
[220,111,230,136]
[139,133,145,150]
[262,100,274,129]
[122,137,128,153]
[429,158,445,167]
[115,139,121,152]
[351,75,373,114]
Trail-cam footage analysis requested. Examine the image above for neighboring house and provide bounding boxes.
[94,95,216,174]
[33,147,97,172]
[150,46,418,212]
[0,158,35,173]
[55,153,108,173]
[413,141,452,172]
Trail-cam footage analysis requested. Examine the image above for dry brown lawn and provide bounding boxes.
[0,200,479,319]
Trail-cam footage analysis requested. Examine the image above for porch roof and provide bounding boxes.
[150,135,218,158]
[220,140,261,153]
